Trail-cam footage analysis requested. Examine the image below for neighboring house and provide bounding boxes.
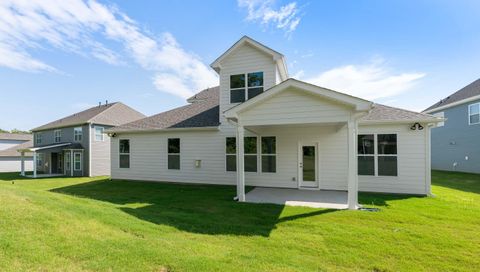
[423,79,480,173]
[19,102,145,178]
[107,36,441,209]
[0,133,33,172]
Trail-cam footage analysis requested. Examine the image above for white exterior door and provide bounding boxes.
[298,143,319,188]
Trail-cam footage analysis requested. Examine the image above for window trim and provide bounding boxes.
[74,127,83,142]
[35,132,42,145]
[357,133,398,177]
[119,139,130,169]
[468,102,480,125]
[167,138,181,170]
[94,126,105,141]
[73,151,82,171]
[54,129,62,143]
[229,71,264,104]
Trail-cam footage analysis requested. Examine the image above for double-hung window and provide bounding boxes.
[358,134,398,177]
[230,72,264,103]
[54,130,62,143]
[226,137,237,172]
[95,126,104,141]
[74,127,83,142]
[168,138,180,170]
[469,103,480,125]
[261,137,276,173]
[74,152,82,171]
[244,137,257,172]
[119,139,130,168]
[36,133,42,145]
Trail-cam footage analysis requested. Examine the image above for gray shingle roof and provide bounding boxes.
[109,87,220,132]
[362,104,438,123]
[0,140,33,157]
[0,133,32,141]
[109,85,439,133]
[424,78,480,112]
[32,102,146,131]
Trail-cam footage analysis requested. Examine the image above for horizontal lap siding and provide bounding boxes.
[110,125,349,190]
[358,124,428,194]
[0,157,33,172]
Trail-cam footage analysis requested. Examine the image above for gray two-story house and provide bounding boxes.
[19,102,145,178]
[424,78,480,173]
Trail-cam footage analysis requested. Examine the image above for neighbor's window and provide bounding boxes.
[229,72,264,103]
[244,136,257,172]
[226,137,236,172]
[74,152,82,171]
[168,138,180,170]
[261,137,276,173]
[54,129,62,143]
[94,126,104,141]
[358,134,397,177]
[74,127,83,142]
[469,103,480,125]
[36,153,43,167]
[119,139,130,168]
[36,133,42,145]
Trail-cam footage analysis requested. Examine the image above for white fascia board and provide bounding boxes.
[109,126,220,135]
[423,94,480,113]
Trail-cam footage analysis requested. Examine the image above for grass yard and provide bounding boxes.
[0,171,479,271]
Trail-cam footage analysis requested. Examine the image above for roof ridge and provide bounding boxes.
[374,103,434,117]
[87,102,121,123]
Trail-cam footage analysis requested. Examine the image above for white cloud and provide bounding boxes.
[238,0,302,34]
[303,59,425,100]
[0,0,218,99]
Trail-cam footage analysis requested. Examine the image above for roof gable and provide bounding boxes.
[210,36,288,80]
[224,79,373,119]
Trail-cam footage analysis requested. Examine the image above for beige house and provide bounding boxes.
[107,36,442,209]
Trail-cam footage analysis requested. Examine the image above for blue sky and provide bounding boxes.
[1,0,480,131]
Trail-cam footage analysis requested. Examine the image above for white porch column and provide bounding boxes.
[33,152,37,178]
[20,151,25,176]
[70,151,74,177]
[236,125,245,202]
[347,120,358,210]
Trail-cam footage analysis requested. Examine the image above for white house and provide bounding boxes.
[107,36,442,209]
[0,133,33,173]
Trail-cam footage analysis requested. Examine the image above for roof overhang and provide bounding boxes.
[106,126,220,135]
[210,36,288,80]
[18,142,73,152]
[224,79,373,119]
[359,118,445,125]
[423,94,480,113]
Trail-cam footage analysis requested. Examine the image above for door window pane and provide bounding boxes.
[302,146,316,181]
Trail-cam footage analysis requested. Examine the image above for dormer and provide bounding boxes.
[210,36,289,113]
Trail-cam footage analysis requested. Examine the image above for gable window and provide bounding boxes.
[119,139,130,168]
[74,127,83,142]
[358,134,397,177]
[73,152,82,171]
[94,126,105,141]
[230,72,264,103]
[469,103,480,125]
[168,138,180,170]
[244,136,257,172]
[261,137,276,173]
[54,130,62,143]
[36,133,42,145]
[226,137,236,172]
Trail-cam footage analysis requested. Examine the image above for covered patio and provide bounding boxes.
[246,187,349,209]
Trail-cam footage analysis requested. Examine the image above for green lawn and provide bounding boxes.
[0,171,479,271]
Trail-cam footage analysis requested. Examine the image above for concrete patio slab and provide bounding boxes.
[245,187,349,209]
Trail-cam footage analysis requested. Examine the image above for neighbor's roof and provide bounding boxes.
[32,102,146,132]
[108,87,220,133]
[361,104,439,123]
[424,78,480,113]
[0,140,33,157]
[0,133,32,141]
[108,85,440,134]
